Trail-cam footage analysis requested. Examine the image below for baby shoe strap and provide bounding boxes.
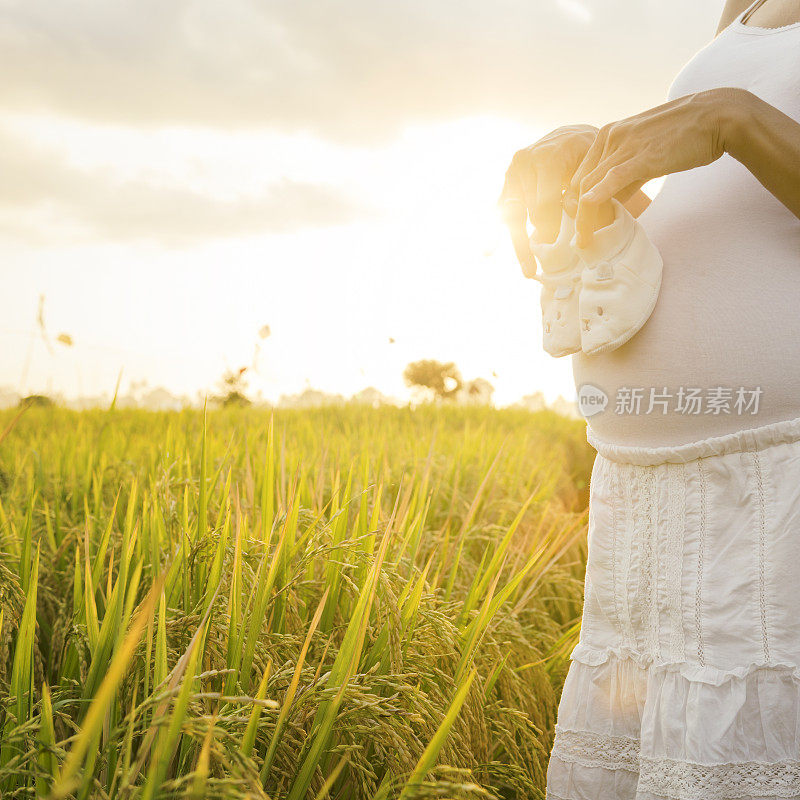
[571,198,636,263]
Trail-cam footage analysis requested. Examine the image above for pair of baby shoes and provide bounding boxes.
[526,199,663,358]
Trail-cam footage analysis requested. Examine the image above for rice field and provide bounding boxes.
[0,403,594,799]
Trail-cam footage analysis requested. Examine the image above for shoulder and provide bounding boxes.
[716,0,753,34]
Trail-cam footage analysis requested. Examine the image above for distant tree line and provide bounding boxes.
[403,359,493,403]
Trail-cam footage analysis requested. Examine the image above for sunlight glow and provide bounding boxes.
[556,0,593,25]
[0,0,724,409]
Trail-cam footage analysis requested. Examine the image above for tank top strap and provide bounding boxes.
[738,0,768,25]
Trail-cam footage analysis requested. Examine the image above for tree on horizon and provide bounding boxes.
[403,359,463,400]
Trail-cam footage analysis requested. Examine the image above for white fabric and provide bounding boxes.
[530,202,663,358]
[529,210,583,357]
[571,14,800,448]
[546,415,800,800]
[575,201,663,356]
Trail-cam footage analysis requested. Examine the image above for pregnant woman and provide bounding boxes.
[502,1,800,798]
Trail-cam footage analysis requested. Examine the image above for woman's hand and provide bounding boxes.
[501,125,651,276]
[567,90,729,247]
[500,124,598,275]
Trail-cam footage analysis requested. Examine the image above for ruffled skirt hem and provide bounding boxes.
[547,648,800,800]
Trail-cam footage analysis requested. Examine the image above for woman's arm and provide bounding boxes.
[567,88,800,247]
[723,88,800,219]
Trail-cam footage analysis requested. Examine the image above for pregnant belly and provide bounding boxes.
[572,168,800,449]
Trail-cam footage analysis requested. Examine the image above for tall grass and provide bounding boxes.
[0,403,593,799]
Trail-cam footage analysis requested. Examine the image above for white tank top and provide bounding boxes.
[572,8,800,449]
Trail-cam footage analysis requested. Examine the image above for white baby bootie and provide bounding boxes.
[528,211,583,358]
[525,201,663,358]
[573,198,663,356]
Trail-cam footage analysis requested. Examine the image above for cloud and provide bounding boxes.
[0,0,722,141]
[0,127,367,244]
[557,0,593,25]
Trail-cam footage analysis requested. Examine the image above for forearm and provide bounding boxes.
[721,88,800,220]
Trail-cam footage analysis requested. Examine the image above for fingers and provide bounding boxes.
[498,166,524,220]
[512,151,538,233]
[575,160,638,247]
[506,149,565,244]
[499,168,537,278]
[614,180,646,206]
[533,165,565,244]
[568,127,609,211]
[507,202,537,278]
[568,124,649,244]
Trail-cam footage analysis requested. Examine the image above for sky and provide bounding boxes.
[0,0,724,406]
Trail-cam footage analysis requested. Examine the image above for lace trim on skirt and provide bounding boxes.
[551,726,800,800]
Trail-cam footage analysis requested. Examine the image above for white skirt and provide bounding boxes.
[546,417,800,800]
